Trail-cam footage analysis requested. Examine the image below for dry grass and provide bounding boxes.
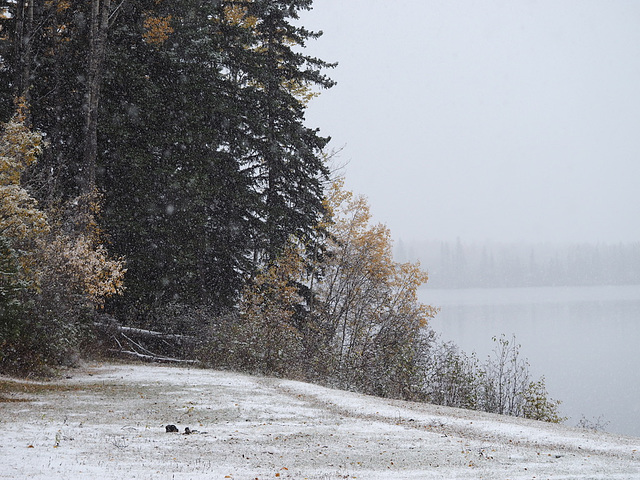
[0,378,80,402]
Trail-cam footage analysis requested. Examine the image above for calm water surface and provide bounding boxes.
[419,285,640,438]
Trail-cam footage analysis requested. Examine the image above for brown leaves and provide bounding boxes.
[0,104,126,306]
[0,102,43,186]
[0,108,48,242]
[142,15,174,46]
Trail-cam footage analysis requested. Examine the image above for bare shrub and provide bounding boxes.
[421,334,565,423]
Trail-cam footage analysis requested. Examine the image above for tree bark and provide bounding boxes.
[81,0,111,195]
[13,0,34,101]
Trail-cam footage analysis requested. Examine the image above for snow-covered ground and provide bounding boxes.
[1,363,639,479]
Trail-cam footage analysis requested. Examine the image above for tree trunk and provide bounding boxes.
[13,0,34,101]
[81,0,111,195]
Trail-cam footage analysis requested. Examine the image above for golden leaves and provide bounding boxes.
[38,234,126,306]
[240,241,303,325]
[222,2,258,29]
[0,104,49,248]
[0,102,43,186]
[320,179,436,332]
[232,240,306,375]
[0,104,126,306]
[142,14,174,46]
[310,180,438,396]
[44,0,72,14]
[283,79,320,106]
[0,184,50,241]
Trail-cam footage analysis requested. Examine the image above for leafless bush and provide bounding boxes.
[421,334,564,423]
[577,414,610,432]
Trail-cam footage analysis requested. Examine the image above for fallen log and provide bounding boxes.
[94,317,200,363]
[109,349,200,364]
[95,322,197,344]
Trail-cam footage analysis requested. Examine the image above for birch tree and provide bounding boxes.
[315,180,437,398]
[81,0,112,195]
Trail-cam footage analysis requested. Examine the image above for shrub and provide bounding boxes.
[0,105,125,375]
[421,333,565,423]
[203,242,306,378]
[522,377,565,423]
[421,339,483,410]
[312,180,436,397]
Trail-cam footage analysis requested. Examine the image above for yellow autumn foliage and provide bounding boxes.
[38,234,126,307]
[0,106,50,281]
[0,102,42,186]
[232,241,304,376]
[204,181,434,394]
[142,14,174,46]
[215,2,320,107]
[222,1,258,29]
[44,0,72,14]
[0,185,50,242]
[0,104,125,306]
[322,178,435,327]
[314,179,436,395]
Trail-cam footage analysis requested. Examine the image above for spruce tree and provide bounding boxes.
[230,0,336,262]
[100,0,258,316]
[1,0,336,328]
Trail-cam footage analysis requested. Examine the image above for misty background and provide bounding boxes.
[396,239,640,288]
[299,0,640,247]
[298,1,640,436]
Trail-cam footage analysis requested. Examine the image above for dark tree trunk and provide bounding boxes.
[13,0,34,101]
[81,0,111,195]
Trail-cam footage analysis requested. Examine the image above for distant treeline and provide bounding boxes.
[396,240,640,288]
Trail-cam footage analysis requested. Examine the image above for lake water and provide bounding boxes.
[418,285,640,438]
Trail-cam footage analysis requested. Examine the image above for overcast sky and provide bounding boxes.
[299,0,640,244]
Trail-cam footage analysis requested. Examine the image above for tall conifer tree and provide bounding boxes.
[1,0,335,324]
[233,0,336,262]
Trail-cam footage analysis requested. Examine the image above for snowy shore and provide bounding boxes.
[1,363,639,479]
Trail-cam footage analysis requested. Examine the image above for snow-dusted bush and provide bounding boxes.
[0,105,125,375]
[202,242,306,378]
[199,179,563,423]
[421,334,565,423]
[421,339,484,410]
[202,181,437,393]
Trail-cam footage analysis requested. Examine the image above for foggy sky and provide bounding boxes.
[299,1,640,244]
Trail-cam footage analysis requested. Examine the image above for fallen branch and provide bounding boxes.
[109,349,200,364]
[94,316,200,364]
[95,322,197,344]
[117,325,197,343]
[120,332,160,357]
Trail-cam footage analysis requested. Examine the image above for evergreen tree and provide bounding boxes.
[99,0,257,316]
[232,0,336,262]
[1,0,335,327]
[0,0,91,199]
[100,0,334,320]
